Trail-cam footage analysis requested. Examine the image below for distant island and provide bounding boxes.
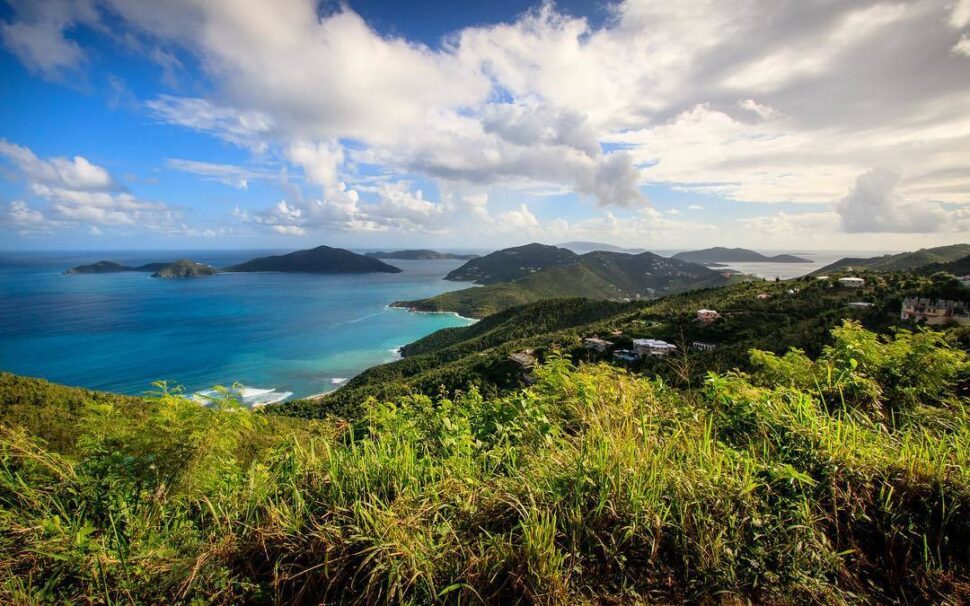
[364,249,478,260]
[65,261,171,274]
[673,247,811,264]
[227,245,402,274]
[151,259,219,279]
[556,241,646,254]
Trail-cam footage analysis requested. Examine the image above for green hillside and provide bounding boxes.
[816,243,970,274]
[286,269,968,420]
[443,242,578,284]
[397,250,733,318]
[2,321,968,603]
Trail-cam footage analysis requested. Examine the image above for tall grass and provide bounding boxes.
[0,322,967,604]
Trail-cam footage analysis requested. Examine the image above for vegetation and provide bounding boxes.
[226,245,402,274]
[815,243,970,274]
[443,243,578,284]
[65,261,171,274]
[398,249,732,318]
[673,246,811,264]
[2,322,968,604]
[308,270,968,419]
[151,259,220,278]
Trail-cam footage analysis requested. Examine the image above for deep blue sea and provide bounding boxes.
[0,250,475,399]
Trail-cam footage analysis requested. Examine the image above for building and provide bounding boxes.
[583,337,612,352]
[633,338,677,357]
[900,297,970,326]
[847,302,874,309]
[692,341,717,352]
[838,277,865,288]
[756,293,771,300]
[696,309,720,324]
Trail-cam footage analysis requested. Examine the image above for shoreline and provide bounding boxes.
[385,303,480,323]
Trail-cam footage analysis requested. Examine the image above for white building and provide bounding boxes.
[847,302,874,309]
[633,338,677,357]
[838,277,865,288]
[692,341,717,352]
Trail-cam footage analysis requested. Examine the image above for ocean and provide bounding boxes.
[0,250,475,399]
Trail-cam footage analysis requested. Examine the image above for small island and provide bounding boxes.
[673,247,811,264]
[151,259,219,279]
[365,249,478,260]
[65,261,171,274]
[227,245,402,274]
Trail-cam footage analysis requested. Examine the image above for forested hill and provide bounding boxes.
[287,269,969,420]
[395,249,733,318]
[815,243,970,274]
[444,242,578,283]
[226,245,402,273]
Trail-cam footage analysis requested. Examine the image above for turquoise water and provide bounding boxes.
[0,251,475,398]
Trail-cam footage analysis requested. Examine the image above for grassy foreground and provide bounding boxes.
[1,322,969,603]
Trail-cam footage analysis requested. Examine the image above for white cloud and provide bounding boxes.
[0,140,186,233]
[165,158,275,189]
[834,168,955,234]
[954,35,970,56]
[145,96,274,152]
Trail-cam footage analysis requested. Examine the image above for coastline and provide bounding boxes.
[385,302,480,324]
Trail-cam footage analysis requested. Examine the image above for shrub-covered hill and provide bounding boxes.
[815,243,970,274]
[285,269,968,419]
[397,249,733,318]
[1,323,968,603]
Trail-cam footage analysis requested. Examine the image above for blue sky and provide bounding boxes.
[1,0,969,251]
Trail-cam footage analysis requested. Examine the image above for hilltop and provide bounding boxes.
[150,259,219,278]
[395,249,733,318]
[364,249,478,260]
[673,247,811,264]
[444,242,578,284]
[227,245,402,274]
[816,243,970,274]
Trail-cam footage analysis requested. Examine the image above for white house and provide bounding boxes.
[838,277,865,288]
[847,302,874,309]
[691,341,717,352]
[633,338,677,357]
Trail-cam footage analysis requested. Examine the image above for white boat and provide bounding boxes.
[191,385,293,408]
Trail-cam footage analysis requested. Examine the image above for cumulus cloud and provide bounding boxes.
[3,0,970,243]
[835,169,949,233]
[0,139,185,232]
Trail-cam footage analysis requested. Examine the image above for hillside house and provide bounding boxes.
[583,337,612,352]
[633,338,677,357]
[692,341,717,352]
[696,309,720,324]
[847,302,874,309]
[838,277,865,288]
[900,297,970,326]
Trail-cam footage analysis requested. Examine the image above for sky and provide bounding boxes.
[0,0,968,252]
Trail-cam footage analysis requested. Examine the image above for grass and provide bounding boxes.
[0,322,968,603]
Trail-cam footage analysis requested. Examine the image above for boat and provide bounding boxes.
[191,385,293,408]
